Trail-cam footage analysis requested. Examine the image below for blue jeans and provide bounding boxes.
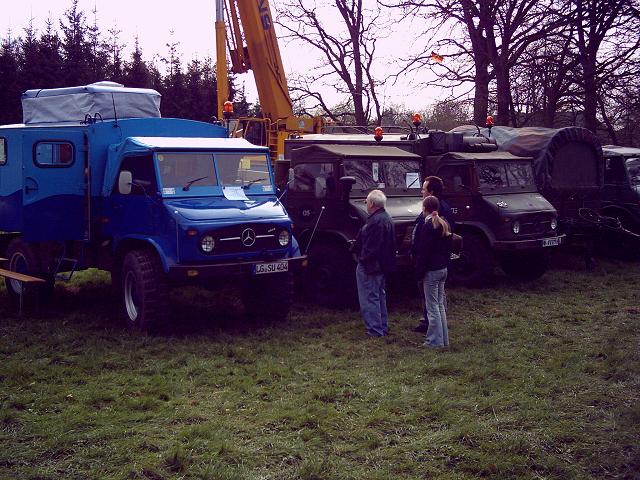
[356,263,388,336]
[423,268,449,347]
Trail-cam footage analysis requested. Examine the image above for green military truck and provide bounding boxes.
[278,129,564,304]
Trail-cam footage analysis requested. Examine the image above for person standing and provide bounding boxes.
[412,176,455,333]
[352,189,396,337]
[414,196,453,348]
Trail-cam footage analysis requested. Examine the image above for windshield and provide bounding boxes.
[156,152,272,194]
[343,159,422,192]
[157,153,217,192]
[477,161,535,190]
[626,158,640,187]
[216,153,271,189]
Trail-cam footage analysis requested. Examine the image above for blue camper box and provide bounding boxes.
[0,82,304,329]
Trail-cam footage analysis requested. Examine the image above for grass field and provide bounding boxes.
[1,254,639,479]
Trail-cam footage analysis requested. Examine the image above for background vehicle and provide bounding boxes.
[0,82,305,329]
[601,145,640,254]
[283,129,564,287]
[601,145,640,234]
[452,125,603,247]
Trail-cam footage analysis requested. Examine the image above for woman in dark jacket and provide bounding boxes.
[414,196,452,348]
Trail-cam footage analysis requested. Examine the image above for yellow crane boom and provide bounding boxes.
[216,0,323,161]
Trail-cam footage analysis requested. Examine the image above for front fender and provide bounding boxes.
[113,235,172,273]
[455,221,497,245]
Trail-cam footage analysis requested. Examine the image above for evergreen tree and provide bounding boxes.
[123,37,152,88]
[105,27,125,84]
[159,37,187,118]
[36,18,65,89]
[0,33,21,124]
[59,0,93,85]
[87,6,109,81]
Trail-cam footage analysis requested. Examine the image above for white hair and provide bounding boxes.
[367,189,387,208]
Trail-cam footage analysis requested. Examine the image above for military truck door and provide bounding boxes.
[287,161,339,236]
[603,155,626,208]
[436,164,474,224]
[21,130,87,241]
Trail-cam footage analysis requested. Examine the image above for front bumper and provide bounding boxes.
[493,234,566,251]
[168,255,308,281]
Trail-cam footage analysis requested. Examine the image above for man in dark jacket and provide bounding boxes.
[352,189,396,337]
[412,176,455,333]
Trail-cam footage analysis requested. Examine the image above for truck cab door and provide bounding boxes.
[286,161,340,235]
[436,164,474,223]
[21,130,87,242]
[602,156,625,208]
[105,154,159,238]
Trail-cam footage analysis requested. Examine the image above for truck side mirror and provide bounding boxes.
[118,170,133,195]
[339,176,356,201]
[288,167,295,184]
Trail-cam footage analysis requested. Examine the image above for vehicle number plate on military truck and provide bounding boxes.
[253,260,288,274]
[542,238,559,247]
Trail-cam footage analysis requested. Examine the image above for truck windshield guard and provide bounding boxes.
[156,151,273,195]
[477,161,536,192]
[343,159,422,194]
[626,158,640,187]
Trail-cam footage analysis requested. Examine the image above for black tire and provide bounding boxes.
[242,271,293,322]
[500,250,549,281]
[4,238,54,308]
[306,244,356,306]
[120,249,169,332]
[449,232,493,287]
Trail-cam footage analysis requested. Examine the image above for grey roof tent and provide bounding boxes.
[21,81,162,125]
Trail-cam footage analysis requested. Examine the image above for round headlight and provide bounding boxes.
[278,230,290,246]
[550,218,557,230]
[201,235,215,253]
[512,220,520,234]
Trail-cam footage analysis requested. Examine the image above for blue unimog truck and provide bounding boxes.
[0,82,304,329]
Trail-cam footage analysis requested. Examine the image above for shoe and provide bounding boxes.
[413,324,428,333]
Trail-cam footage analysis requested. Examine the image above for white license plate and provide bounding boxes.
[253,260,289,275]
[542,238,560,247]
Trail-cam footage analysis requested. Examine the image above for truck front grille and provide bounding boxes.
[519,214,553,236]
[209,223,283,254]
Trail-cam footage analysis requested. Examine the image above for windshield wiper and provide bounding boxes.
[242,178,267,189]
[182,176,209,191]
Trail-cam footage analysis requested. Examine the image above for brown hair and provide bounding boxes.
[423,195,451,236]
[425,176,444,197]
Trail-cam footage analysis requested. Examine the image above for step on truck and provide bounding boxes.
[280,124,564,295]
[0,82,305,329]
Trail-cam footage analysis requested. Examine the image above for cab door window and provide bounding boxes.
[0,138,6,165]
[604,157,626,185]
[118,155,157,195]
[291,163,336,198]
[438,165,472,193]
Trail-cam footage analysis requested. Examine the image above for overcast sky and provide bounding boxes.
[2,0,441,112]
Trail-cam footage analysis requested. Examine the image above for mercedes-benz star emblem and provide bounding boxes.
[241,228,256,247]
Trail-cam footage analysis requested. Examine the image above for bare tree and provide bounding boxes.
[388,0,562,126]
[276,0,393,125]
[563,0,640,133]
